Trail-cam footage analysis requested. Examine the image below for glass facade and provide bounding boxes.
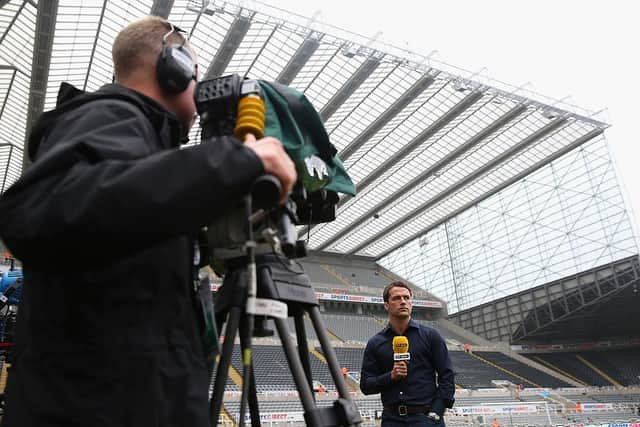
[379,135,638,314]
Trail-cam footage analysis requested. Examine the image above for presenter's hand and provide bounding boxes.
[391,361,408,381]
[244,134,297,204]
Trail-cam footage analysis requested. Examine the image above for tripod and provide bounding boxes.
[209,253,362,427]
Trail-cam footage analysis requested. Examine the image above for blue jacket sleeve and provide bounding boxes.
[360,337,394,395]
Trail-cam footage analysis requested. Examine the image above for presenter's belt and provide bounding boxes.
[383,404,431,416]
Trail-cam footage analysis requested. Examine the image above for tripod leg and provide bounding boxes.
[238,316,261,427]
[210,306,241,426]
[273,317,322,427]
[247,363,261,427]
[308,306,353,400]
[293,313,315,399]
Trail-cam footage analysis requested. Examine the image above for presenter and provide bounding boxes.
[360,281,455,426]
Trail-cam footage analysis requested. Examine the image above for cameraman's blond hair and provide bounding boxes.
[112,16,194,83]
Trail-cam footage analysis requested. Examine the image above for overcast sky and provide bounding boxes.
[257,0,640,232]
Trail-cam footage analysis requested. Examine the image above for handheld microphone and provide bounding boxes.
[392,336,410,362]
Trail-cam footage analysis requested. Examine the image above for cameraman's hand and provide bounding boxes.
[244,134,297,204]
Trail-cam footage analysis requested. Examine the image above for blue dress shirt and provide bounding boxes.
[360,319,455,415]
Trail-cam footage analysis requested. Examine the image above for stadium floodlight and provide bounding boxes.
[453,79,472,92]
[342,45,359,58]
[541,108,560,119]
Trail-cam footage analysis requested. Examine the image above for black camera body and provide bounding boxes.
[195,74,338,262]
[196,74,262,141]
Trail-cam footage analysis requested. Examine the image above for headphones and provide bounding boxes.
[156,22,197,96]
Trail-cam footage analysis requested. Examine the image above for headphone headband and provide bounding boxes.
[162,22,186,45]
[156,21,196,96]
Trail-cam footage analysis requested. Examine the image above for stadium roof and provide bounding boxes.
[0,0,609,260]
[449,255,640,343]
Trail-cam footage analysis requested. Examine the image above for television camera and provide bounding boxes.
[195,74,360,427]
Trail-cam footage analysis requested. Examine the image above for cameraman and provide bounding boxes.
[0,16,295,427]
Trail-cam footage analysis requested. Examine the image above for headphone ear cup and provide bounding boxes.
[156,45,194,96]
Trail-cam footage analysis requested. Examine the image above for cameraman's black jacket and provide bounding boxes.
[0,83,264,426]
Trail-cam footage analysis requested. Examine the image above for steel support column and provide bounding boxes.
[23,0,58,171]
[150,0,174,18]
[338,73,437,161]
[276,35,321,85]
[319,56,380,122]
[205,15,251,79]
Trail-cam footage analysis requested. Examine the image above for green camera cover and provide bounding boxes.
[258,81,356,196]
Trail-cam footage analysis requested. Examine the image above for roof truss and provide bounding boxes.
[0,0,609,265]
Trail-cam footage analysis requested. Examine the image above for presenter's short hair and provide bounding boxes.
[382,281,412,302]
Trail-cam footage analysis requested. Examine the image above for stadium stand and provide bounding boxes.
[591,393,640,403]
[221,391,640,426]
[415,319,474,344]
[312,345,366,387]
[230,345,297,392]
[306,348,336,390]
[435,321,476,344]
[490,413,568,426]
[452,351,543,389]
[525,352,612,387]
[475,351,571,388]
[287,316,319,341]
[329,264,389,288]
[320,314,382,342]
[299,261,347,290]
[562,393,601,403]
[455,395,517,405]
[209,246,639,421]
[525,350,640,387]
[218,340,582,392]
[331,347,366,373]
[578,348,640,386]
[566,411,640,424]
[303,312,483,345]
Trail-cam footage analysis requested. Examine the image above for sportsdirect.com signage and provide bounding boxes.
[314,292,442,308]
[453,405,538,415]
[243,412,305,422]
[580,403,615,411]
[211,284,442,308]
[565,424,640,427]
